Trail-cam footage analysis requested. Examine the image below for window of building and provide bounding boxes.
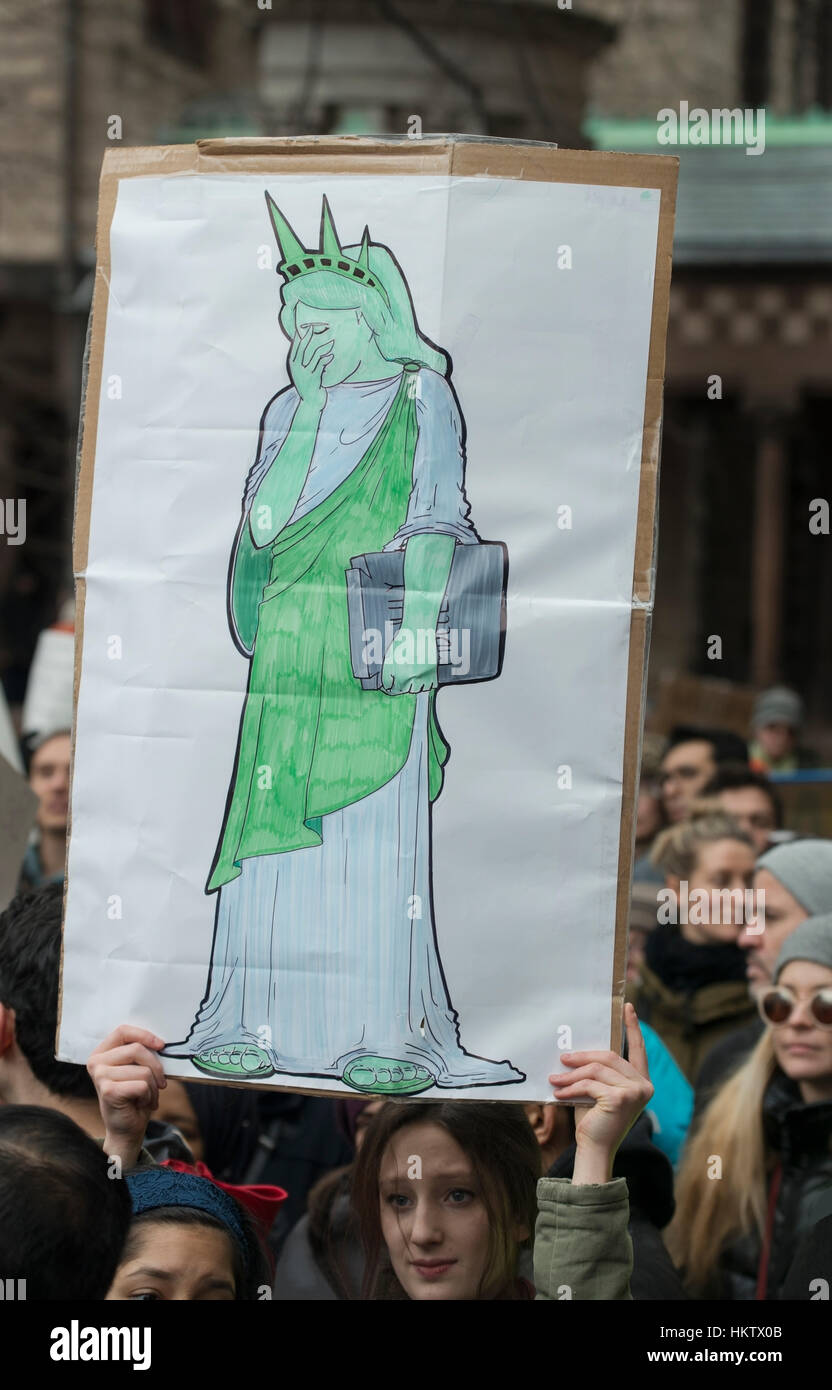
[144,0,216,68]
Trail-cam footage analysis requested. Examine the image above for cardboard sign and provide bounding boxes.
[59,136,677,1099]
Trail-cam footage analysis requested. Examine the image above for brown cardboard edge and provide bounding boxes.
[57,156,117,1061]
[610,168,677,1054]
[63,137,678,1085]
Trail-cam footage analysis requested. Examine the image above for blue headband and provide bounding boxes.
[126,1169,247,1251]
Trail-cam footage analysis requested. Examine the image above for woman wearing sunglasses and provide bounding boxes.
[666,914,832,1299]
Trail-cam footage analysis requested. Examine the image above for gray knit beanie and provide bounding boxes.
[752,686,803,731]
[756,839,832,917]
[774,914,832,981]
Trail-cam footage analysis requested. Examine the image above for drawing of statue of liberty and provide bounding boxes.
[166,193,524,1094]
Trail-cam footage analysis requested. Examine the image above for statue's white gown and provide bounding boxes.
[181,369,523,1087]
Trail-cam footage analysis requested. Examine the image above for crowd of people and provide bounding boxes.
[1,684,830,1301]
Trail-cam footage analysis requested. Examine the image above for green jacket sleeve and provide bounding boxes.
[533,1176,633,1301]
[96,1139,156,1172]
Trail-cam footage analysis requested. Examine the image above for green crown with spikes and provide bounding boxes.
[265,192,391,309]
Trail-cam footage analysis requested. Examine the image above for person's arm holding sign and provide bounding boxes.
[87,1025,167,1172]
[533,1003,653,1300]
[249,323,333,548]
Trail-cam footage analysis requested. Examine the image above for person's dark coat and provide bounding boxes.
[247,1095,353,1256]
[181,1081,261,1183]
[693,1016,765,1124]
[537,1113,688,1300]
[272,1168,360,1300]
[781,1210,832,1300]
[635,925,757,1082]
[711,1069,832,1301]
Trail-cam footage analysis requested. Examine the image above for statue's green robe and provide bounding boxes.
[206,367,449,892]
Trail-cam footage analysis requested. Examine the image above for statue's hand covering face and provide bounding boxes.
[293,304,374,387]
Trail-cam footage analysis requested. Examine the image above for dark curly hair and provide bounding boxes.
[0,882,96,1098]
[0,1104,132,1298]
[702,760,784,829]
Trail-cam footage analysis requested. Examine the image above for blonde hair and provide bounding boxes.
[649,800,753,880]
[664,1031,778,1294]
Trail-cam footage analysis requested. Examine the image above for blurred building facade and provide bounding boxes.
[584,0,832,742]
[1,0,829,749]
[0,0,258,704]
[258,0,612,142]
[0,0,612,712]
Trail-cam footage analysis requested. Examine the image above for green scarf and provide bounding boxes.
[207,367,449,891]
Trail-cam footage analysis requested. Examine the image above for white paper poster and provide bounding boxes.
[59,153,667,1100]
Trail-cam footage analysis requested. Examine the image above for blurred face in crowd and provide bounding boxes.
[738,869,808,996]
[636,785,664,846]
[378,1121,522,1300]
[153,1079,204,1162]
[670,837,756,947]
[626,927,648,984]
[107,1218,236,1300]
[715,786,777,857]
[766,962,832,1095]
[29,733,71,833]
[353,1098,385,1151]
[756,721,795,763]
[659,740,716,823]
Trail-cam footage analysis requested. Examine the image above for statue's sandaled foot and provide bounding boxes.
[191,1043,274,1080]
[342,1055,435,1095]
